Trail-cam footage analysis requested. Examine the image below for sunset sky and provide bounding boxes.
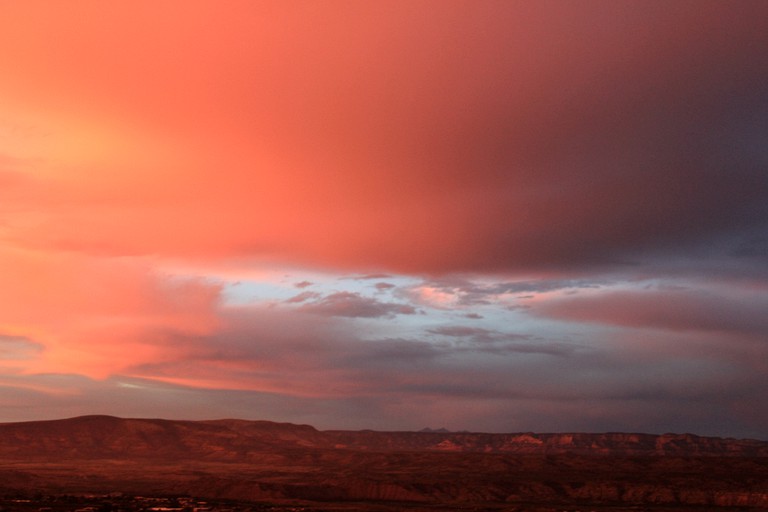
[1,1,767,438]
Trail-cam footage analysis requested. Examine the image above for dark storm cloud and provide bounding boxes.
[535,288,768,337]
[375,1,768,276]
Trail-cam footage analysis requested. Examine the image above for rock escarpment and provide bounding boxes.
[2,415,766,459]
[0,415,767,509]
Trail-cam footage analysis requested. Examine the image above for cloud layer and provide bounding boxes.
[1,2,767,274]
[0,1,767,438]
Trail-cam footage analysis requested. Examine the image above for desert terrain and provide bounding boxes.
[0,416,766,511]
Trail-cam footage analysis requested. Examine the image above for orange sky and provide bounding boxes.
[1,1,768,437]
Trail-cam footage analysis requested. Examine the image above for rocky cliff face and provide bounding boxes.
[325,429,768,456]
[1,416,767,509]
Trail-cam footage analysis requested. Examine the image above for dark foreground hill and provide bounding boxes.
[1,415,767,511]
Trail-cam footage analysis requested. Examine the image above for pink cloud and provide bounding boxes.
[0,3,765,276]
[0,248,222,378]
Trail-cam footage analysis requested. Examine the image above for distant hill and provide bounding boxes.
[1,414,766,459]
[0,415,767,510]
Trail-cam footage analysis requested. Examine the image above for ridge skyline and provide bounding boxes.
[1,414,767,509]
[3,413,767,444]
